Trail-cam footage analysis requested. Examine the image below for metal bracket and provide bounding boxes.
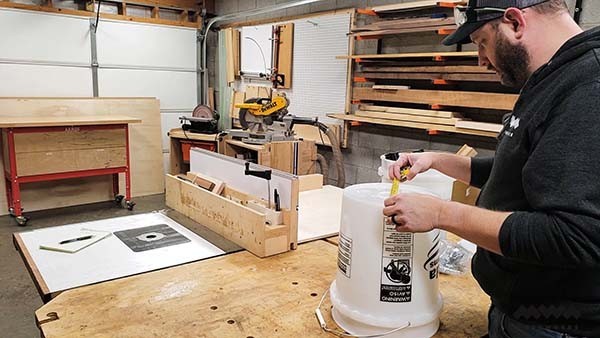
[574,0,583,24]
[89,19,99,97]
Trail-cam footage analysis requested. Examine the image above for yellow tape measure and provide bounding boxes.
[390,179,399,196]
[390,166,410,196]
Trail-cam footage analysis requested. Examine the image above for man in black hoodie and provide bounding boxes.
[384,0,600,336]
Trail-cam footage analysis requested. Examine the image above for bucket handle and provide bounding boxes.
[315,288,411,337]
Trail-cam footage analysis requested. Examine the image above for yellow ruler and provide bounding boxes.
[390,166,410,196]
[390,178,399,196]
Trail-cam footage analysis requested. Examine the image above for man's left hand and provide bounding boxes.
[383,193,444,232]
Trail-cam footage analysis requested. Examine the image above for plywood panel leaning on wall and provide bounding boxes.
[0,98,164,215]
[276,23,294,89]
[224,28,241,84]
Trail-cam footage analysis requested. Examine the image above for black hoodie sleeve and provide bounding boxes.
[499,81,600,268]
[470,157,494,188]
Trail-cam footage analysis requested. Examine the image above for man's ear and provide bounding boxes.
[502,8,526,39]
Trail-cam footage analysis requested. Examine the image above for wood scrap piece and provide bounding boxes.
[188,172,225,195]
[372,85,411,90]
[298,174,324,192]
[355,110,460,126]
[455,121,503,133]
[360,65,494,74]
[453,144,480,205]
[456,144,478,157]
[359,105,461,118]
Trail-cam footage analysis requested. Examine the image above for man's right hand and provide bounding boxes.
[388,152,437,181]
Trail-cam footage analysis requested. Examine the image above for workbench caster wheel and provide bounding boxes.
[9,208,24,218]
[114,195,124,205]
[126,200,136,211]
[15,216,29,226]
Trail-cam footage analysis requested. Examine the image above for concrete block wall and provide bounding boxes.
[213,0,599,186]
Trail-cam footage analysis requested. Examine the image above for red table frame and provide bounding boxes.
[2,124,133,222]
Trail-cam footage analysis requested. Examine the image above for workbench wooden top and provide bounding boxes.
[168,128,219,142]
[35,239,489,337]
[0,115,141,128]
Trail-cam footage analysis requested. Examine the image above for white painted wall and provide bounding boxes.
[0,8,200,172]
[234,12,350,125]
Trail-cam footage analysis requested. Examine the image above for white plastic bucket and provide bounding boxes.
[377,152,454,201]
[330,183,443,338]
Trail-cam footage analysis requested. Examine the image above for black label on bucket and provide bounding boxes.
[337,233,352,278]
[381,284,412,302]
[380,218,413,302]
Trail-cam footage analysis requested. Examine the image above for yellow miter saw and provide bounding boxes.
[230,93,295,144]
[229,93,347,188]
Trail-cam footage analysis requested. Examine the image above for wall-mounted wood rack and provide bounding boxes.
[333,2,512,141]
[0,0,204,28]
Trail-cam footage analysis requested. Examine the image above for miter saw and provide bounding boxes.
[229,94,295,144]
[227,93,347,188]
[179,104,219,134]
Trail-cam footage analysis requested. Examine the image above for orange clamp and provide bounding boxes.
[433,79,453,85]
[357,8,377,16]
[438,2,459,8]
[354,77,368,83]
[437,28,456,35]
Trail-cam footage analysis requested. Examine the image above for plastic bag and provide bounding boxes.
[439,239,474,275]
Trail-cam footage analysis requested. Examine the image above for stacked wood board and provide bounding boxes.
[351,16,456,37]
[329,2,512,138]
[353,87,518,111]
[370,0,463,13]
[356,65,500,83]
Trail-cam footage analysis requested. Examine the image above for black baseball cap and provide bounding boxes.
[442,0,550,46]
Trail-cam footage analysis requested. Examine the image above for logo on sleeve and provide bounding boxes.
[504,115,521,137]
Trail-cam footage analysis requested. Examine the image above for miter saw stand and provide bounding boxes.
[226,94,346,187]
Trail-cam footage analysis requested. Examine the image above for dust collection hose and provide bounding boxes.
[291,116,345,188]
[320,123,345,188]
[315,153,329,184]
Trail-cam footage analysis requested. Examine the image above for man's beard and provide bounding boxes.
[493,32,531,89]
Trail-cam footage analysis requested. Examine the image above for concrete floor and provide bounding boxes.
[0,194,240,338]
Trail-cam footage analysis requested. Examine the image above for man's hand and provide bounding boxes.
[383,193,508,255]
[383,193,445,233]
[388,152,437,181]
